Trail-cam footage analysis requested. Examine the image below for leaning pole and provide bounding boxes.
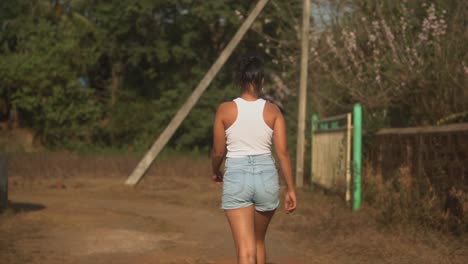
[125,0,271,186]
[295,0,311,188]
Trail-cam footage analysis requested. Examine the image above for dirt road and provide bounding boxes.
[0,155,466,263]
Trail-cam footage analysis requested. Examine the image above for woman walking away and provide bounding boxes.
[211,55,297,264]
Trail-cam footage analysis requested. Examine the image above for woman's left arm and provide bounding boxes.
[211,104,227,184]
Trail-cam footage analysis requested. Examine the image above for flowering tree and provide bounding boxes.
[310,0,467,127]
[246,0,467,127]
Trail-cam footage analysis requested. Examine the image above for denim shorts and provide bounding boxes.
[222,155,280,212]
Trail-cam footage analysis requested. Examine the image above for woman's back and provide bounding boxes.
[225,98,273,158]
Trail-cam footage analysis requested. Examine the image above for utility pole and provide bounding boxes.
[295,0,310,188]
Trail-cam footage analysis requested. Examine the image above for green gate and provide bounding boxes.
[311,104,362,211]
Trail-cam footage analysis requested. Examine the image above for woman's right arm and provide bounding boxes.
[272,106,297,214]
[211,103,228,184]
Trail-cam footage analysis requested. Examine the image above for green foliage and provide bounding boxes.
[0,0,101,147]
[89,0,270,152]
[1,0,465,153]
[0,0,258,151]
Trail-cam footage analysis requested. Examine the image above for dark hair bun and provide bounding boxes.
[235,55,264,94]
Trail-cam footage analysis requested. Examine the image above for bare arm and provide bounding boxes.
[211,104,227,183]
[272,106,297,213]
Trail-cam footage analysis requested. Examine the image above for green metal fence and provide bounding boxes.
[311,104,362,211]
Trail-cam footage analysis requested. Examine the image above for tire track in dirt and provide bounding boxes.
[2,177,466,264]
[4,183,308,263]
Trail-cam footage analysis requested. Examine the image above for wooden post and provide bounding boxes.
[345,113,352,204]
[125,0,271,186]
[295,0,310,188]
[310,114,318,191]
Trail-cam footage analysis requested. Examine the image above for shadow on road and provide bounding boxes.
[5,201,46,213]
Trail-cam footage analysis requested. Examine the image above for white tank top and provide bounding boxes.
[225,98,273,158]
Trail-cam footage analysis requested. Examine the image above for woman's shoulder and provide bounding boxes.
[263,101,282,129]
[263,101,281,116]
[216,101,237,115]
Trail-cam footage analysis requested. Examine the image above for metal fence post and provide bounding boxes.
[310,114,318,191]
[353,104,362,211]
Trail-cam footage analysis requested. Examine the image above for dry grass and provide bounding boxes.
[362,159,467,236]
[9,152,466,234]
[9,152,139,180]
[8,151,218,208]
[8,152,466,235]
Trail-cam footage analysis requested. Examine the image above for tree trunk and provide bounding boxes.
[111,62,123,107]
[8,105,18,129]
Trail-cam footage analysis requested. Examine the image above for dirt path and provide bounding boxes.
[2,178,309,264]
[1,155,466,264]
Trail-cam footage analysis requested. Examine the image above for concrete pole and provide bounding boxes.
[295,0,311,188]
[125,0,271,186]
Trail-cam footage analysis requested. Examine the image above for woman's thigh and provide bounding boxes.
[225,206,256,253]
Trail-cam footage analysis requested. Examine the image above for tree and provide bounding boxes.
[0,0,322,151]
[0,0,101,146]
[309,0,468,127]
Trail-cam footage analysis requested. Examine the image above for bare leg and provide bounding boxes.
[254,209,276,264]
[225,206,256,264]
